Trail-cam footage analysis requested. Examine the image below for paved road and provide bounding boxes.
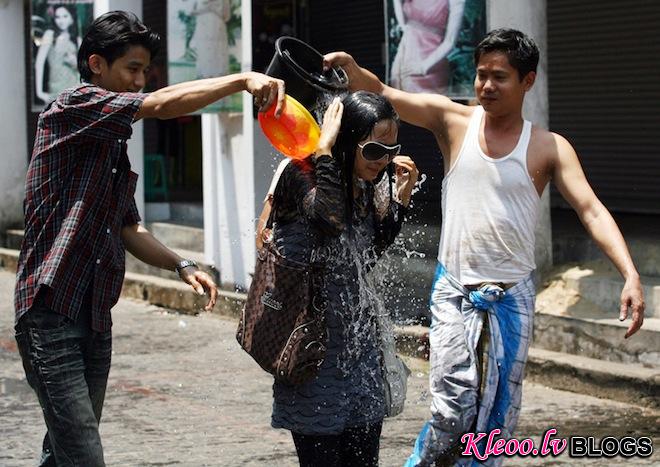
[0,270,657,466]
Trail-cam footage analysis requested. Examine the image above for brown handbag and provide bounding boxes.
[236,192,327,385]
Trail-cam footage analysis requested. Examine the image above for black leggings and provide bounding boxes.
[291,422,383,467]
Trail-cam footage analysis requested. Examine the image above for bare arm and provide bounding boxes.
[323,52,462,137]
[392,0,405,26]
[121,224,181,270]
[552,133,644,337]
[121,224,218,310]
[35,30,53,102]
[135,71,285,120]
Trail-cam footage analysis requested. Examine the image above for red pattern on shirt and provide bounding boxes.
[15,84,147,331]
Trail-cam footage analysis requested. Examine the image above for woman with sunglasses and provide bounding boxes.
[267,91,418,467]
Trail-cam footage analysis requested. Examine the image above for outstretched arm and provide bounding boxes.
[322,51,461,139]
[136,71,285,120]
[552,133,644,338]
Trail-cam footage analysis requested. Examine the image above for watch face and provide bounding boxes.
[177,260,196,271]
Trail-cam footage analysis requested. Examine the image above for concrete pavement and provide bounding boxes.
[0,270,658,466]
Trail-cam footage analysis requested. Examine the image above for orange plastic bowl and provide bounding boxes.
[258,94,321,160]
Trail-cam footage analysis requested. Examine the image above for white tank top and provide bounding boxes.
[437,106,540,284]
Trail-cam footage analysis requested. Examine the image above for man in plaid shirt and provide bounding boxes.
[14,11,285,466]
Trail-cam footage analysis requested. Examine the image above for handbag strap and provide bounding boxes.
[265,159,291,230]
[265,200,277,230]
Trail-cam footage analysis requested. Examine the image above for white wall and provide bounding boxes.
[94,0,146,221]
[202,0,254,289]
[0,0,28,232]
[488,0,552,275]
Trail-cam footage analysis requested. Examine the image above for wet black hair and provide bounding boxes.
[474,28,539,81]
[332,91,400,227]
[77,10,160,82]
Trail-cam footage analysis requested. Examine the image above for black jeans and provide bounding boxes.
[291,422,383,467]
[15,295,111,467]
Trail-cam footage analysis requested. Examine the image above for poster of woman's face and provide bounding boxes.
[30,0,94,111]
[167,0,243,113]
[385,0,486,99]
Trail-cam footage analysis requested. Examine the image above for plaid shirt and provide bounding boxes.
[15,84,148,331]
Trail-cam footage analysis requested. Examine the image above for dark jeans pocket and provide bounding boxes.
[18,303,72,333]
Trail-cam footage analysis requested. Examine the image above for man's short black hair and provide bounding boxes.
[77,11,161,82]
[474,28,539,80]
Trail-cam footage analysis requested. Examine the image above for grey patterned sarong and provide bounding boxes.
[405,263,535,467]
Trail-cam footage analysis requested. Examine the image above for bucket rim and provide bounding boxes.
[274,36,348,92]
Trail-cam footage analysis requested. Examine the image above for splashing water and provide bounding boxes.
[316,177,425,420]
[411,173,427,196]
[332,224,389,386]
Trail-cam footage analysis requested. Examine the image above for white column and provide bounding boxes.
[94,0,146,221]
[202,0,256,289]
[0,0,28,233]
[202,115,221,276]
[202,113,254,289]
[488,0,552,274]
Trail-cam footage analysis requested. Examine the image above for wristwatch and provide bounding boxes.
[175,259,198,274]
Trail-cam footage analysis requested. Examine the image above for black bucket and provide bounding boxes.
[265,36,349,114]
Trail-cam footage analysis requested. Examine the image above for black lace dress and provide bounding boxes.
[270,154,406,435]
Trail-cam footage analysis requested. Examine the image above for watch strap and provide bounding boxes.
[175,259,198,273]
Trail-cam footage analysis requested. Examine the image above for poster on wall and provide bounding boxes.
[385,0,486,99]
[30,0,94,111]
[168,0,243,113]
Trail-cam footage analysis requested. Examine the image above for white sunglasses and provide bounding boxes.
[358,141,402,162]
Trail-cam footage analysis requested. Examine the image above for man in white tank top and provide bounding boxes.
[325,28,644,466]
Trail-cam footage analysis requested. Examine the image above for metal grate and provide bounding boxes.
[548,0,660,213]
